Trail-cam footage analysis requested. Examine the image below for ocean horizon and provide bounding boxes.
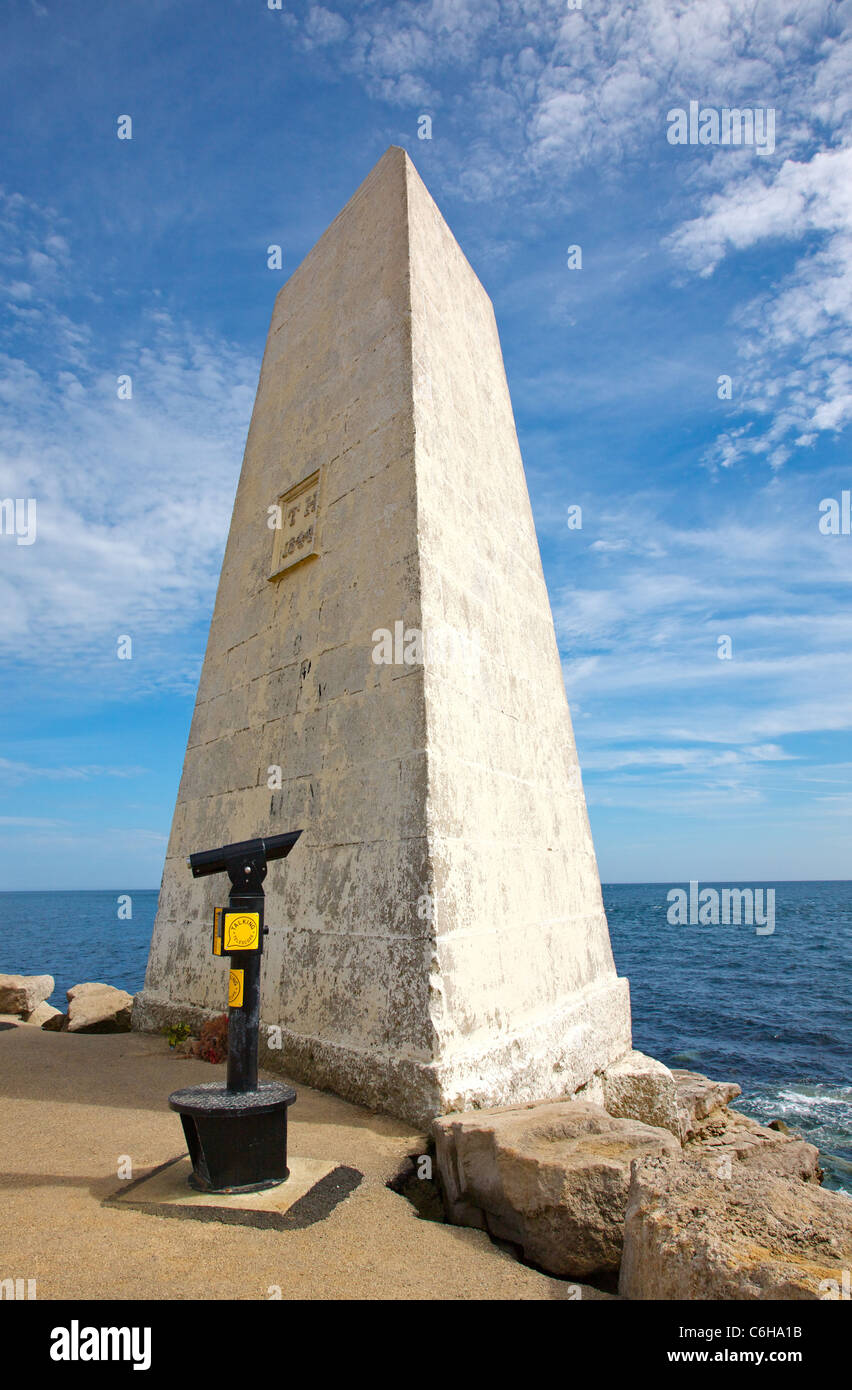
[2,879,849,1194]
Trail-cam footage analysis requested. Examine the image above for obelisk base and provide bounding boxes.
[137,977,630,1127]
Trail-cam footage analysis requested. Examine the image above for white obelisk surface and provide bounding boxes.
[135,146,632,1124]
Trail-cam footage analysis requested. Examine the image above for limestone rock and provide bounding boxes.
[672,1068,741,1141]
[21,1001,62,1027]
[687,1107,822,1184]
[434,1099,680,1277]
[602,1050,681,1137]
[620,1153,852,1300]
[0,973,54,1015]
[66,982,132,1033]
[42,1011,68,1032]
[669,1069,819,1181]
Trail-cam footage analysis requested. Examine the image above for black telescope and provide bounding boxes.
[187,831,301,880]
[168,828,302,1194]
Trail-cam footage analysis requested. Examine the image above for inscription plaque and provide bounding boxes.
[269,469,320,580]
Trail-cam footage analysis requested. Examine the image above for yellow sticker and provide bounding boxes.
[212,907,223,957]
[228,969,244,1008]
[223,911,260,951]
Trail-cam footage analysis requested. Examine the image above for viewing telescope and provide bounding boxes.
[187,831,301,881]
[169,827,303,1194]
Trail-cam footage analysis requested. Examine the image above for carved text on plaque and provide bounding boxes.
[268,469,320,580]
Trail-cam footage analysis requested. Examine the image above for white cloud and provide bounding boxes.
[549,481,852,803]
[297,1,849,167]
[290,2,852,464]
[305,4,349,46]
[0,191,257,691]
[668,148,852,274]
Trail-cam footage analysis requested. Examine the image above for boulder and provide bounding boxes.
[585,1061,744,1143]
[602,1050,681,1137]
[433,1099,680,1277]
[620,1153,852,1300]
[0,973,54,1015]
[21,1001,62,1028]
[688,1107,822,1184]
[671,1068,741,1141]
[768,1118,792,1134]
[667,1069,821,1181]
[42,1011,67,1032]
[66,982,132,1033]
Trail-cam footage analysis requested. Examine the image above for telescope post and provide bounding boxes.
[168,831,302,1194]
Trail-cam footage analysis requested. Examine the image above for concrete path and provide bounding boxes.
[0,1023,604,1300]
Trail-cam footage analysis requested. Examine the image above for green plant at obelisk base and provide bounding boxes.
[163,1021,191,1049]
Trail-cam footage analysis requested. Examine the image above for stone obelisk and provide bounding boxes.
[135,146,632,1125]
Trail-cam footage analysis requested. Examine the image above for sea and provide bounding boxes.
[1,880,849,1193]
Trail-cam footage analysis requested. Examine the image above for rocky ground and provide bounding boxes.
[433,1055,849,1298]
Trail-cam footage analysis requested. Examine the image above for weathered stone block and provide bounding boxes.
[0,973,54,1015]
[434,1099,680,1277]
[672,1067,742,1141]
[602,1049,682,1136]
[22,1001,62,1027]
[620,1153,852,1300]
[67,982,133,1034]
[687,1107,822,1183]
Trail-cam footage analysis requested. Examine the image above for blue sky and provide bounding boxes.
[1,0,851,889]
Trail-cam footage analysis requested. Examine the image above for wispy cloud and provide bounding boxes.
[667,147,852,467]
[0,815,66,828]
[0,758,149,786]
[0,190,257,693]
[547,476,852,807]
[290,1,852,464]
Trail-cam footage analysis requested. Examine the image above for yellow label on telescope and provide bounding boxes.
[223,911,260,951]
[228,970,244,1008]
[212,907,224,957]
